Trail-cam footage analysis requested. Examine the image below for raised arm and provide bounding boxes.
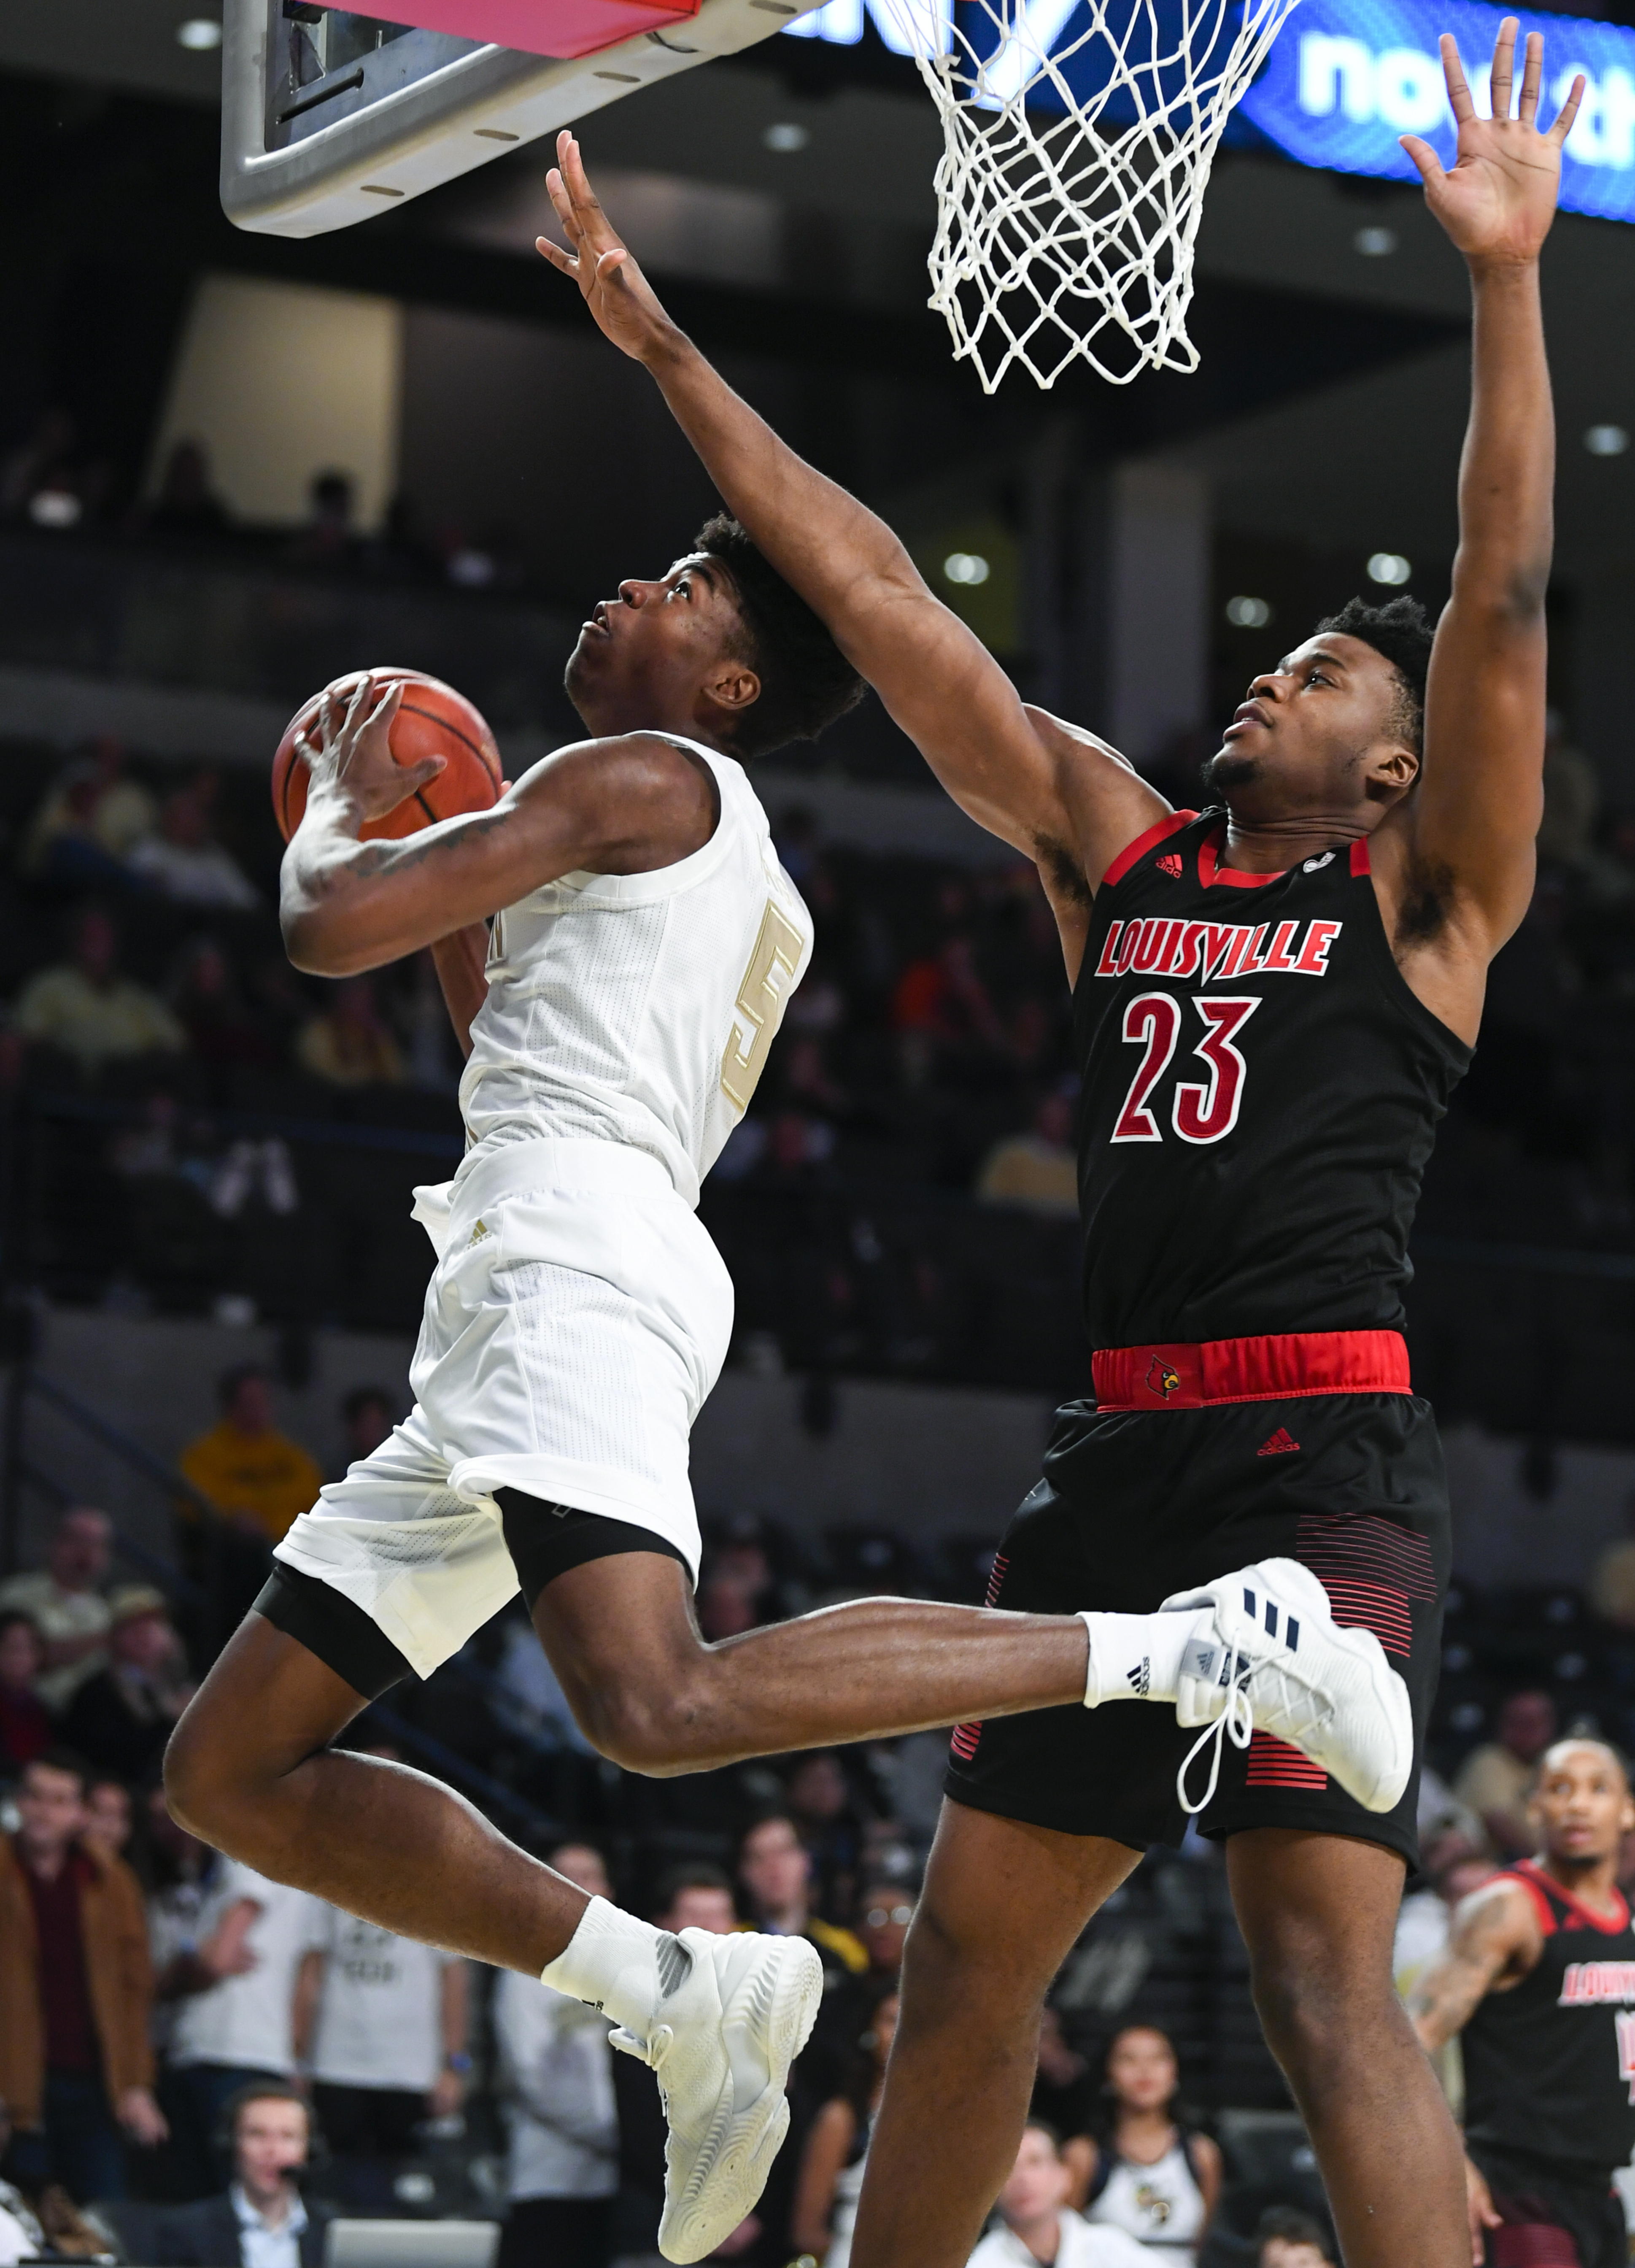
[1381,24,1583,1015]
[535,138,1166,932]
[280,676,716,977]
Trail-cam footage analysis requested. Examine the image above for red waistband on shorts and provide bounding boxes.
[1091,1329,1411,1412]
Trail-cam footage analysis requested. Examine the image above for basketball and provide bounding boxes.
[272,667,503,844]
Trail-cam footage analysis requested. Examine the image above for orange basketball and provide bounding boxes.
[272,667,503,844]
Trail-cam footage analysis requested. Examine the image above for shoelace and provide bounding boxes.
[1176,1625,1252,1817]
[1174,1618,1338,1817]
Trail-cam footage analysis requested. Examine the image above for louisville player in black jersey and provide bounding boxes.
[1411,1741,1635,2268]
[540,15,1584,2268]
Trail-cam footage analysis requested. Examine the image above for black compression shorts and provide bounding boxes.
[255,1490,688,1701]
[944,1391,1450,1865]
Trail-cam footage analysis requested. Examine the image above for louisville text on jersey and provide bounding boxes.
[1559,1960,1635,2006]
[1094,917,1343,983]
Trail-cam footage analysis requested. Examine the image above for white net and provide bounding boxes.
[880,0,1302,392]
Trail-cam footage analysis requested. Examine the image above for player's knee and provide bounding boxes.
[1248,1950,1394,2084]
[163,1705,264,1849]
[574,1678,700,1775]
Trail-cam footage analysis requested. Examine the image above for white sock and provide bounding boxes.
[1080,1606,1212,1708]
[539,1895,691,2033]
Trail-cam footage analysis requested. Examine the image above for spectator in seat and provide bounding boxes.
[130,786,258,913]
[1453,1690,1558,1859]
[0,1749,166,2202]
[1589,1493,1635,1630]
[976,1089,1079,1217]
[81,1776,135,1866]
[332,1386,396,1481]
[154,2082,333,2268]
[295,975,405,1088]
[169,940,280,1083]
[791,1984,899,2268]
[0,1610,54,1774]
[610,1861,743,2268]
[143,441,229,541]
[965,2125,1149,2268]
[736,1815,866,1987]
[0,1508,115,1710]
[13,906,185,1075]
[22,738,157,889]
[64,1587,192,1785]
[295,1766,468,2178]
[1076,2026,1220,2263]
[163,1854,326,2196]
[181,1367,322,1550]
[493,1842,618,2268]
[1254,2206,1334,2268]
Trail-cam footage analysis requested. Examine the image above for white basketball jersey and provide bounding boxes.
[459,739,812,1210]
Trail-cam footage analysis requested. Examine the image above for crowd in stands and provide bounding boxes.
[6,1463,1635,2263]
[1,421,530,603]
[0,721,1629,1397]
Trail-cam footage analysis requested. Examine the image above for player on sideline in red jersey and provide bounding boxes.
[539,19,1583,2267]
[1411,1741,1635,2268]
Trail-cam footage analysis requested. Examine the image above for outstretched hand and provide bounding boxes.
[536,132,677,362]
[1402,18,1583,266]
[293,674,443,824]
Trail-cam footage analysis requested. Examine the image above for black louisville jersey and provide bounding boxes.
[1074,808,1471,1350]
[1463,1862,1635,2175]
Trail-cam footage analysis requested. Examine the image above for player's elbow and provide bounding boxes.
[281,897,364,978]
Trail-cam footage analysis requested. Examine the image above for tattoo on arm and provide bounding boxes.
[1408,1884,1536,2051]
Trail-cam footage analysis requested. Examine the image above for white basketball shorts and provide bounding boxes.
[272,1136,732,1679]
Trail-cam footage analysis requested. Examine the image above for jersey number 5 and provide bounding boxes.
[721,901,804,1111]
[1111,992,1260,1145]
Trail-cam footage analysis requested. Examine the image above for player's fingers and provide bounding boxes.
[1441,34,1476,124]
[397,755,448,796]
[342,673,373,735]
[545,165,580,244]
[561,136,619,245]
[366,679,405,729]
[536,236,577,277]
[1548,72,1586,145]
[1398,135,1445,187]
[595,247,631,285]
[1489,15,1518,119]
[292,730,316,772]
[1516,27,1542,123]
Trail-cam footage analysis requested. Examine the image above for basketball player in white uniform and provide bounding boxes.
[167,517,1410,2264]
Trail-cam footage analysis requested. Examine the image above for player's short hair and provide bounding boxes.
[1314,594,1433,754]
[694,514,866,759]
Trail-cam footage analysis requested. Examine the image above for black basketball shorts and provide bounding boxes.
[944,1391,1450,1866]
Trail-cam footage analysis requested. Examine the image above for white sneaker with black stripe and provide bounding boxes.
[608,1926,823,2264]
[1163,1557,1412,1817]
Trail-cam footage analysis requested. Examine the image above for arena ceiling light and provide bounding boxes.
[1353,225,1397,256]
[1585,424,1630,456]
[944,552,990,586]
[1367,552,1412,586]
[1225,595,1272,628]
[762,121,810,148]
[177,16,224,46]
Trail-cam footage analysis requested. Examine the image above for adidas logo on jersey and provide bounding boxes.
[1257,1428,1300,1457]
[1156,852,1184,878]
[467,1218,492,1246]
[1302,851,1336,873]
[1126,1658,1151,1696]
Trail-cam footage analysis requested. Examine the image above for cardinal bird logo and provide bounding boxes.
[1156,852,1184,878]
[1147,1357,1181,1399]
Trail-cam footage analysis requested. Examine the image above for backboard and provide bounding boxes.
[221,0,820,237]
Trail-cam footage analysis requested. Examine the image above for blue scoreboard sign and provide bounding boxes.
[1237,0,1635,223]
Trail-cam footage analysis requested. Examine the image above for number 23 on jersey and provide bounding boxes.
[1112,992,1260,1146]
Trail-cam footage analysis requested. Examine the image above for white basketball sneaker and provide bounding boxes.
[1163,1558,1412,1817]
[609,1926,823,2264]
